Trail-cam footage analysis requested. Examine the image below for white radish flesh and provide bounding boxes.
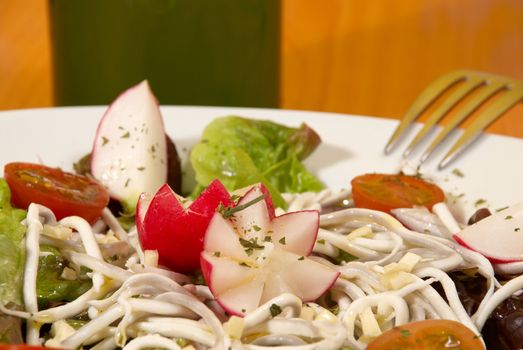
[455,202,523,262]
[91,80,167,213]
[201,184,339,316]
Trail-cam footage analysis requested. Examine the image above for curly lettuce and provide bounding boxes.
[190,116,324,208]
[0,179,26,343]
[0,179,26,306]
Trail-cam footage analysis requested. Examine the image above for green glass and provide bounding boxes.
[49,0,280,107]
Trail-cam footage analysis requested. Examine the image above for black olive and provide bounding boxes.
[467,208,492,225]
[165,134,182,194]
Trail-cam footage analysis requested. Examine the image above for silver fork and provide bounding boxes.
[385,70,523,169]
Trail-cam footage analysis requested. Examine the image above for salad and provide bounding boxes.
[0,81,522,350]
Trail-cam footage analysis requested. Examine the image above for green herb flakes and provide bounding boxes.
[400,329,410,337]
[452,168,464,177]
[474,199,487,207]
[219,194,265,219]
[269,303,282,317]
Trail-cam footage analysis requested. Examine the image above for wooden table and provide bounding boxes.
[1,0,522,138]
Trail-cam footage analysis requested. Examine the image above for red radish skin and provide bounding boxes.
[259,184,276,219]
[137,179,233,273]
[453,234,521,264]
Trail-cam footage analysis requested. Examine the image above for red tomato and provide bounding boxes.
[4,162,109,223]
[351,173,445,213]
[366,319,484,350]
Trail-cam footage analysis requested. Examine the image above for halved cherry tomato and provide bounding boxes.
[351,173,445,213]
[4,162,109,222]
[367,319,484,350]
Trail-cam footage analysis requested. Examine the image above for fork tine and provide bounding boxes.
[420,81,506,163]
[438,86,523,169]
[384,70,466,153]
[402,76,485,157]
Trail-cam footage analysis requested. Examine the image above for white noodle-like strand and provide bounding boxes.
[62,304,125,349]
[60,216,105,291]
[23,204,44,345]
[102,208,129,243]
[474,273,523,329]
[122,334,180,350]
[432,202,461,235]
[134,318,215,346]
[68,251,132,282]
[243,294,303,329]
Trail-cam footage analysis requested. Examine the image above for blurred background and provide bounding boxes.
[1,0,522,137]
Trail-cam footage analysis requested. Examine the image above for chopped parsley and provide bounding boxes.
[474,199,487,207]
[102,136,109,146]
[298,256,305,261]
[516,228,521,232]
[329,304,340,315]
[219,194,265,219]
[269,303,282,317]
[278,237,286,245]
[213,251,221,257]
[264,236,272,242]
[137,166,146,171]
[175,338,189,348]
[239,238,264,256]
[121,131,130,139]
[317,239,325,245]
[252,225,261,232]
[333,249,357,264]
[452,168,464,177]
[400,329,411,337]
[505,215,513,220]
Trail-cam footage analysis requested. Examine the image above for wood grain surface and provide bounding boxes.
[1,0,522,138]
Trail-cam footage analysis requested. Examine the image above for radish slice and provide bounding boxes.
[91,80,167,213]
[136,192,153,235]
[137,180,232,273]
[201,184,339,316]
[454,202,523,262]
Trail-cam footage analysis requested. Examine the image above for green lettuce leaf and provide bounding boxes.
[37,245,92,309]
[190,116,324,208]
[0,179,26,343]
[0,179,26,306]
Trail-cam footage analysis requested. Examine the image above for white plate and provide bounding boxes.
[1,106,522,222]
